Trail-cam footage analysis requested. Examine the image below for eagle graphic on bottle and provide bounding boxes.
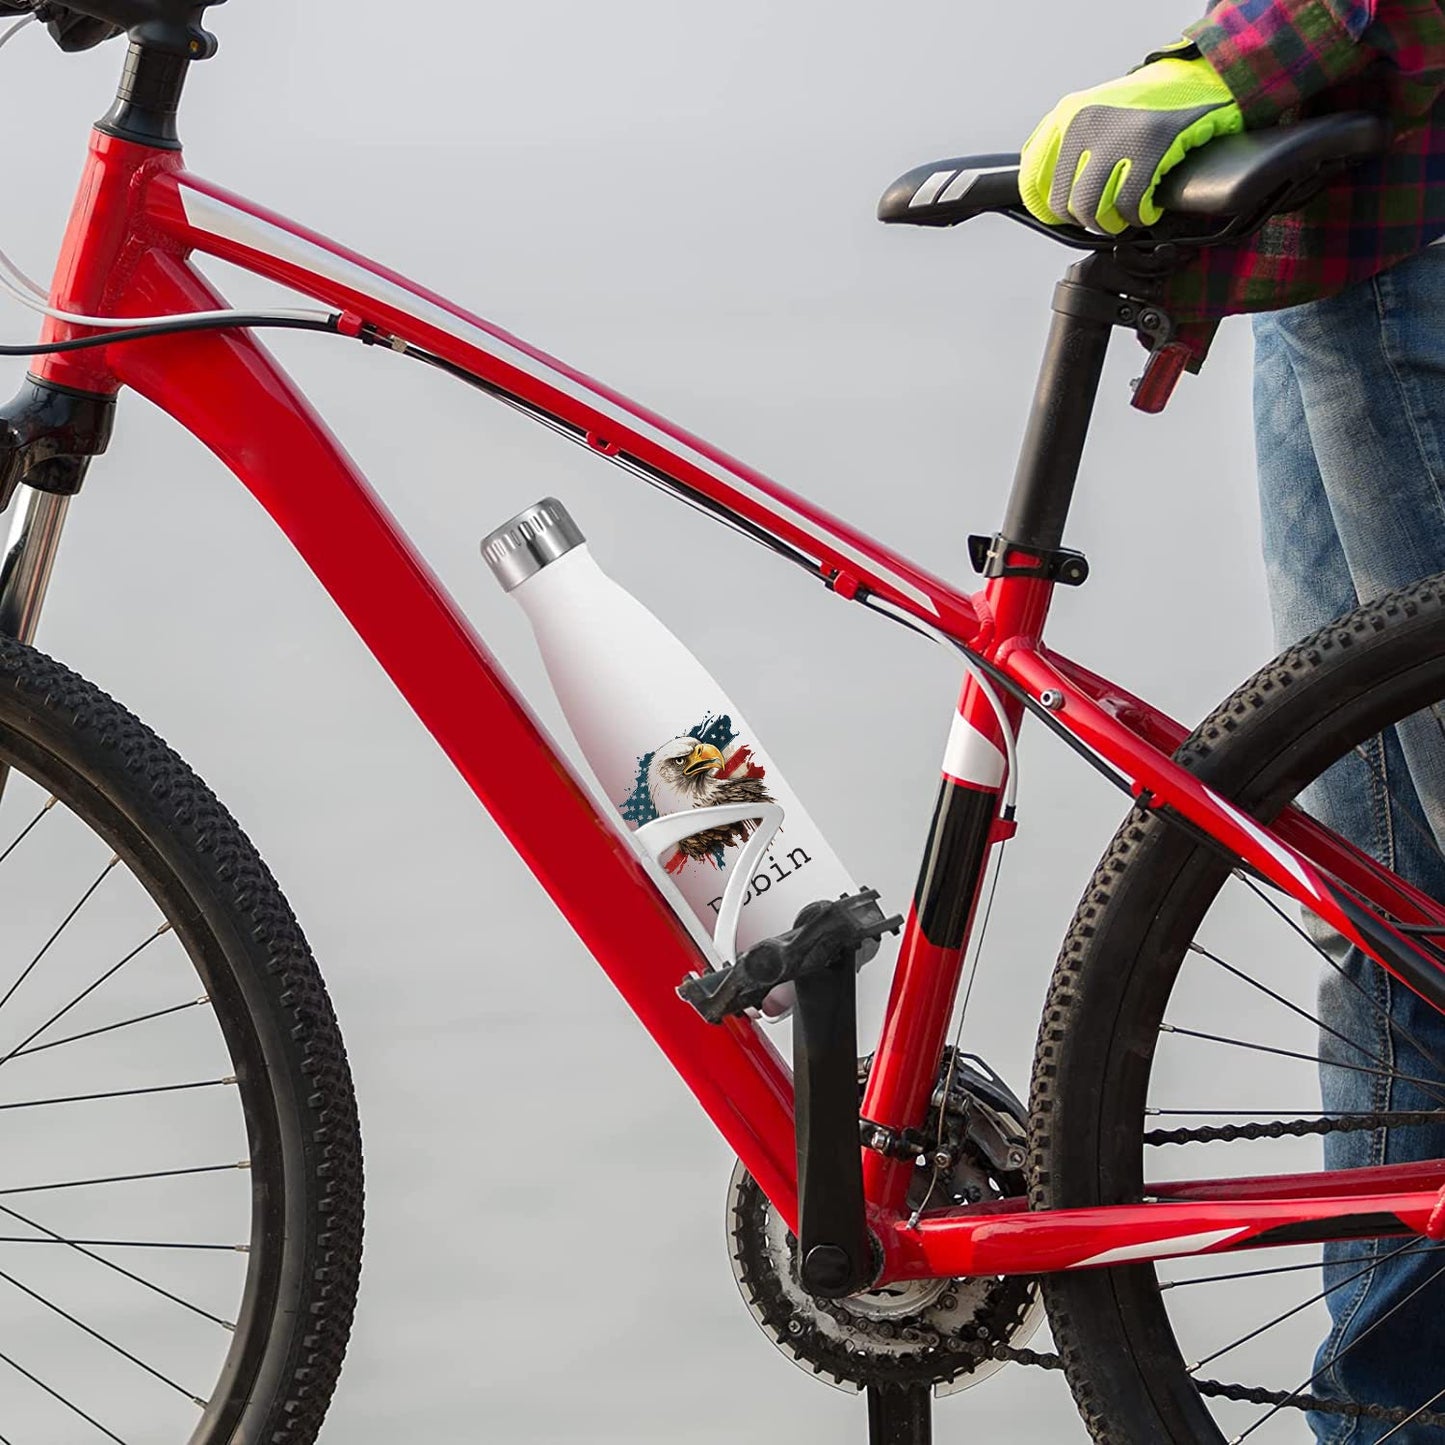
[620,716,813,905]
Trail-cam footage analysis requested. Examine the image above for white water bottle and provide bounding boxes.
[482,498,873,1019]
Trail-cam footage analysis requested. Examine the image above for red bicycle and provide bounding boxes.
[0,3,1440,1442]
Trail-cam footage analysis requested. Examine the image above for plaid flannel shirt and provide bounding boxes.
[1163,0,1445,328]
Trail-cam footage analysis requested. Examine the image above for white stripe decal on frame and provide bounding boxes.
[1211,792,1317,896]
[1070,1227,1249,1270]
[177,185,942,618]
[942,711,1007,789]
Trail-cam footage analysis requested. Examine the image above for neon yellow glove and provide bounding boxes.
[1019,49,1244,235]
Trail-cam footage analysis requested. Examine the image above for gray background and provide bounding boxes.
[0,0,1277,1438]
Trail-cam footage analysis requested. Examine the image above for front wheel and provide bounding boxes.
[0,638,363,1442]
[1032,573,1445,1442]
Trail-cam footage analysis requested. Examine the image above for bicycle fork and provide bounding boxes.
[0,486,74,803]
[0,376,117,799]
[0,487,73,646]
[0,377,116,787]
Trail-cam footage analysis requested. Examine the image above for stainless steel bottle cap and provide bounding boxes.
[481,498,586,592]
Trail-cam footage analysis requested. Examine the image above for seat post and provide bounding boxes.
[999,255,1122,555]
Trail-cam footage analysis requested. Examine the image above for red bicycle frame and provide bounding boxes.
[32,123,1445,1286]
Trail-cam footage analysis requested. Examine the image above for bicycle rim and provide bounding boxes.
[1032,575,1445,1443]
[0,642,359,1443]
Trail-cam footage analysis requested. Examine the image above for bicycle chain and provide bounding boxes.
[732,1112,1445,1423]
[994,1101,1445,1424]
[1126,1106,1445,1422]
[951,1339,1445,1428]
[1143,1109,1445,1147]
[741,1070,1445,1424]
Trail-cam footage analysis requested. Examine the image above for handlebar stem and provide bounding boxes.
[97,38,189,149]
[60,0,220,59]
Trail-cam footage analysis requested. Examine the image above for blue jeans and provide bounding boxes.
[1255,245,1445,1443]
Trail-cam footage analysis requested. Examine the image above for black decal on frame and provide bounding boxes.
[1246,1212,1410,1250]
[914,782,997,949]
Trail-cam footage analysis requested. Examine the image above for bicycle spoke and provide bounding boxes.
[1159,1022,1445,1095]
[0,1077,234,1112]
[6,994,211,1059]
[1188,1237,1425,1374]
[1241,874,1445,1086]
[1161,1254,1374,1290]
[0,1161,248,1198]
[0,1263,205,1405]
[0,1236,246,1252]
[1187,942,1445,1106]
[0,797,56,870]
[1232,1242,1445,1440]
[0,920,171,1068]
[0,1199,234,1329]
[0,854,118,1020]
[0,1342,126,1443]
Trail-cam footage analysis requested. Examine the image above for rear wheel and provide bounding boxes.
[1032,574,1445,1441]
[0,638,362,1442]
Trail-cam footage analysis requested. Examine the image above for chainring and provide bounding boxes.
[726,1050,1043,1396]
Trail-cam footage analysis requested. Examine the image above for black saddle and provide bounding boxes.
[878,113,1389,245]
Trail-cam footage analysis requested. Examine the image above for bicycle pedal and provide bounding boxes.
[678,889,901,1024]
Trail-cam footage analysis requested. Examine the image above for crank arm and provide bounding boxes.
[793,948,873,1298]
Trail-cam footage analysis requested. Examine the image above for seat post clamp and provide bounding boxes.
[1051,278,1177,350]
[968,533,1090,587]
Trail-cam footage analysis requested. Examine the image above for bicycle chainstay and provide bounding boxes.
[1014,1106,1445,1427]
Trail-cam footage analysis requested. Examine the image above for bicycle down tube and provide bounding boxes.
[31,124,1445,1283]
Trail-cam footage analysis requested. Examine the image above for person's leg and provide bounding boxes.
[1255,248,1445,1443]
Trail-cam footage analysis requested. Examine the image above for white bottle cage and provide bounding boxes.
[633,802,786,967]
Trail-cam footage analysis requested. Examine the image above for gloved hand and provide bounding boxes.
[1020,47,1244,235]
[37,3,123,52]
[0,3,123,51]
